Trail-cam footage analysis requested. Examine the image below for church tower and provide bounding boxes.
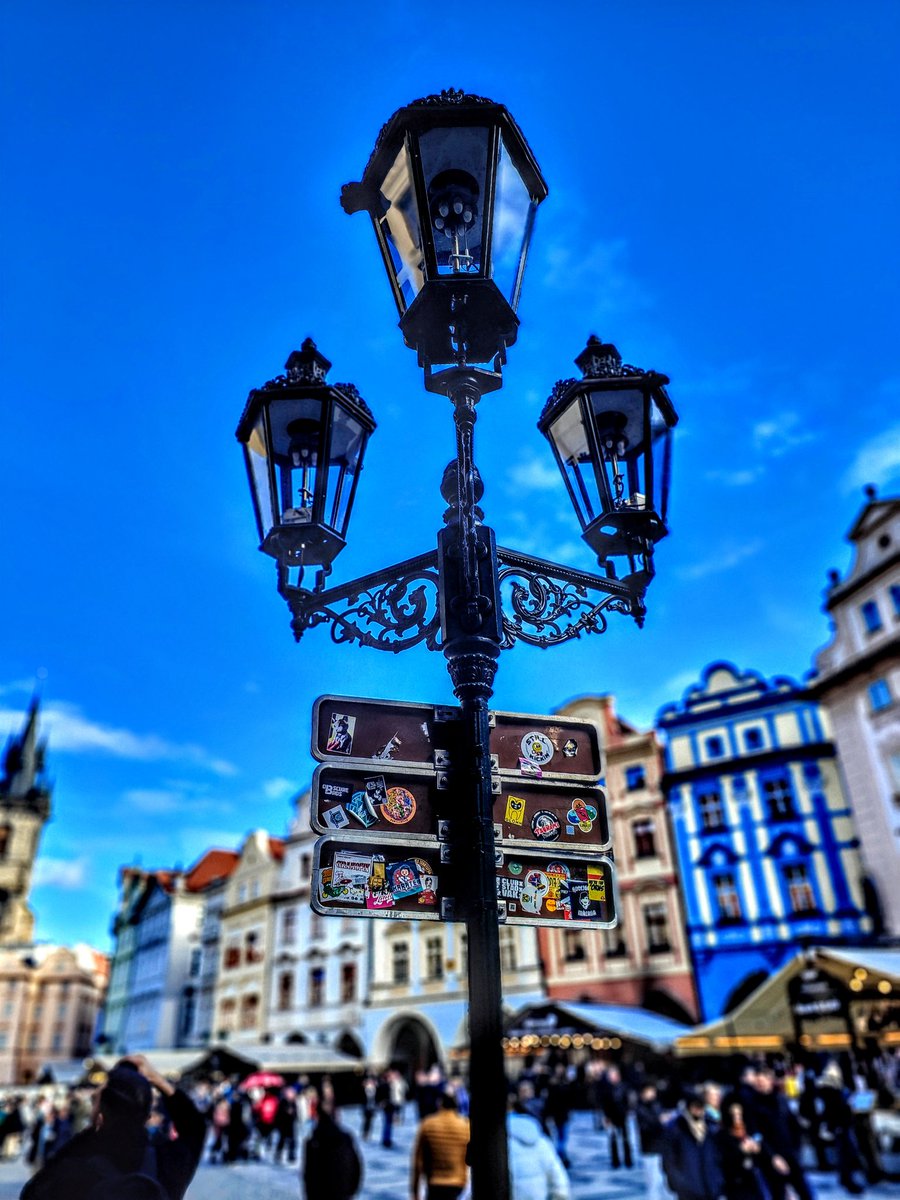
[0,699,52,944]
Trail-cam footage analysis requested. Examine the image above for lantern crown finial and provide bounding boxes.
[285,339,332,383]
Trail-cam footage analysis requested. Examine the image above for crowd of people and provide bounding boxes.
[0,1048,896,1199]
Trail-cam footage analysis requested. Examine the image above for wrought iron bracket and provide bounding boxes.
[496,545,646,647]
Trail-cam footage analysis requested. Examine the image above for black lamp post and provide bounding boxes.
[236,89,677,1200]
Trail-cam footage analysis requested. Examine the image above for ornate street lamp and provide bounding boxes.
[539,336,677,584]
[235,337,375,569]
[340,88,548,383]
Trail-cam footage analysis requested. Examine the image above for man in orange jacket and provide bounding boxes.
[411,1090,470,1200]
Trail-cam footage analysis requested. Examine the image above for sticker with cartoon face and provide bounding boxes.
[326,713,356,755]
[381,786,416,825]
[531,810,561,841]
[566,797,598,833]
[412,859,437,905]
[520,732,554,766]
[387,859,424,899]
[519,868,550,914]
[562,739,578,758]
[505,794,526,827]
[545,862,572,916]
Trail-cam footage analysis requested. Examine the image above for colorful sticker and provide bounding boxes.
[498,876,522,901]
[413,859,437,905]
[587,865,607,902]
[520,732,554,766]
[562,739,578,758]
[322,805,350,830]
[381,786,416,825]
[366,859,394,909]
[566,798,598,833]
[321,779,353,803]
[531,810,561,841]
[505,794,526,826]
[520,869,550,914]
[326,713,356,755]
[364,775,388,807]
[518,757,543,779]
[570,878,603,920]
[347,790,378,828]
[331,850,373,888]
[319,867,365,905]
[508,862,523,876]
[545,862,572,917]
[373,733,402,760]
[387,859,423,899]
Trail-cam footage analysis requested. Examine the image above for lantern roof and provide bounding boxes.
[340,88,548,218]
[236,338,374,442]
[539,335,677,428]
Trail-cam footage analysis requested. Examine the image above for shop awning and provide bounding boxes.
[506,1001,691,1051]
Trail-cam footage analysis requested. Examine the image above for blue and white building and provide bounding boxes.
[657,662,871,1021]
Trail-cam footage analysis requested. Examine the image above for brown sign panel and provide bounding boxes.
[312,695,456,771]
[312,695,603,782]
[494,780,609,851]
[311,764,444,837]
[497,848,617,929]
[311,833,443,921]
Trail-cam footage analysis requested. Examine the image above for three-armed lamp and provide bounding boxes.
[539,336,677,582]
[340,89,548,381]
[235,337,375,568]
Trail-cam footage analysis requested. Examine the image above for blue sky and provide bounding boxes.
[2,2,898,950]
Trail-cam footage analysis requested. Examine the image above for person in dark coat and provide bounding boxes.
[543,1064,575,1167]
[737,1066,813,1200]
[20,1054,205,1200]
[273,1086,299,1165]
[662,1090,725,1200]
[302,1108,362,1200]
[816,1062,867,1195]
[599,1065,633,1170]
[717,1100,772,1200]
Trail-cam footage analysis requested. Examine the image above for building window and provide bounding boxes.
[308,967,325,1008]
[563,930,586,962]
[762,773,796,820]
[869,679,893,712]
[244,931,263,964]
[602,927,626,958]
[633,818,657,859]
[425,936,444,980]
[239,994,259,1030]
[0,826,10,861]
[341,962,357,1003]
[891,584,900,619]
[861,600,883,634]
[713,872,742,922]
[238,884,247,904]
[784,863,816,914]
[705,736,725,758]
[744,728,764,751]
[392,942,410,985]
[310,913,324,940]
[698,788,726,830]
[282,908,296,945]
[499,927,518,972]
[625,765,646,791]
[643,902,671,954]
[803,762,822,783]
[277,971,294,1012]
[300,854,312,880]
[189,948,202,978]
[220,999,237,1032]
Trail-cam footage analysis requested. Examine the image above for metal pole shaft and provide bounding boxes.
[441,374,508,1200]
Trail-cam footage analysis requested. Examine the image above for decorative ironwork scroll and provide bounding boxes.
[496,546,645,649]
[280,551,442,653]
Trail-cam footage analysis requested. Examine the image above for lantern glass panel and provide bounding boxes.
[548,400,601,529]
[587,386,648,514]
[418,125,490,277]
[649,396,673,522]
[493,135,537,308]
[377,144,425,308]
[326,404,368,535]
[267,397,324,527]
[243,411,275,537]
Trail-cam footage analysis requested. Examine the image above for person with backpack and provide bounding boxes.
[20,1053,205,1200]
[302,1106,362,1200]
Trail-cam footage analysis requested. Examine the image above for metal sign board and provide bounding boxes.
[496,847,617,929]
[312,695,603,782]
[312,695,456,772]
[311,833,444,921]
[494,779,610,851]
[311,764,445,837]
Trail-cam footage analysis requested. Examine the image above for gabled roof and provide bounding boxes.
[186,848,240,891]
[269,838,285,862]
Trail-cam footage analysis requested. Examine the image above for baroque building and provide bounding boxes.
[809,486,900,936]
[657,662,871,1021]
[0,699,51,945]
[537,696,697,1023]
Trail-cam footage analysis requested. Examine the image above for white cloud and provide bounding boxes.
[33,856,89,890]
[0,701,238,778]
[676,538,765,582]
[704,467,763,487]
[539,237,653,317]
[263,777,300,801]
[123,789,183,814]
[842,423,900,493]
[507,456,563,494]
[752,412,816,458]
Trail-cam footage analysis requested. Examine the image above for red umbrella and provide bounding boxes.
[240,1072,285,1090]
